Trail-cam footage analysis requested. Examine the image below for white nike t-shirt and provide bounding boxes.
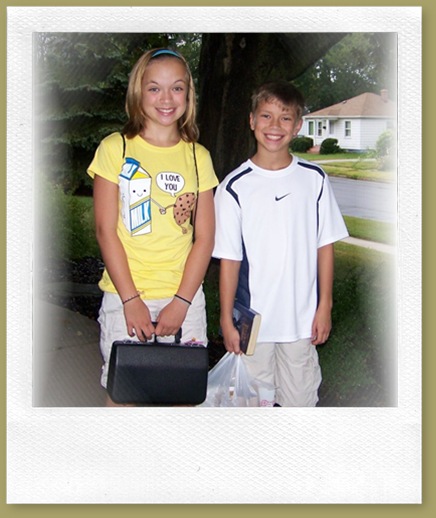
[213,156,349,342]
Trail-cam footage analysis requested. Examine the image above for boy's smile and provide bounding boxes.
[250,99,302,160]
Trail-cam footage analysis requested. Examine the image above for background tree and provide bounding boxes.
[36,33,168,192]
[293,33,397,113]
[197,33,347,179]
[35,33,203,193]
[36,32,362,189]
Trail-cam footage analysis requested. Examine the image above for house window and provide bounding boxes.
[317,121,323,137]
[345,120,351,137]
[308,121,314,136]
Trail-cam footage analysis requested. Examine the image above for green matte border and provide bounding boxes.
[1,0,430,516]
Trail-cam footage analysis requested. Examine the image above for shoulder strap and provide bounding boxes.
[192,142,199,188]
[191,143,199,242]
[120,132,126,159]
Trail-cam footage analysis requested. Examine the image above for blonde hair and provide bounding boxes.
[123,48,199,142]
[251,80,305,120]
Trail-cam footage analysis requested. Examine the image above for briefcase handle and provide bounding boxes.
[147,322,181,345]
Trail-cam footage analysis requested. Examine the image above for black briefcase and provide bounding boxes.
[107,328,209,405]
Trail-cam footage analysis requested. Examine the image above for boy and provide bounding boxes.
[213,80,349,407]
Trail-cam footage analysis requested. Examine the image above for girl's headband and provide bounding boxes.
[151,49,182,59]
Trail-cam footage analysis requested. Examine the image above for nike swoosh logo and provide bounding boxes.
[275,193,292,201]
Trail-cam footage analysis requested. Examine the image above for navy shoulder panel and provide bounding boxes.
[225,167,253,207]
[297,159,326,203]
[297,159,326,179]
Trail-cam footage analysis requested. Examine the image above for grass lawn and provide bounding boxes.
[343,216,395,246]
[322,161,394,182]
[317,242,397,406]
[294,151,396,183]
[295,152,368,161]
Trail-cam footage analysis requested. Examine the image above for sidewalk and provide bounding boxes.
[342,236,395,254]
[34,300,106,407]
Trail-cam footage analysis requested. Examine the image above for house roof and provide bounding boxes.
[304,91,396,119]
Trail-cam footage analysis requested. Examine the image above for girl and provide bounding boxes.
[87,48,218,405]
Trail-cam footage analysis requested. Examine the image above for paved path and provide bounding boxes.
[34,300,106,407]
[342,236,395,254]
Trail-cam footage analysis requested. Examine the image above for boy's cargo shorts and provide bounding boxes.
[242,338,322,407]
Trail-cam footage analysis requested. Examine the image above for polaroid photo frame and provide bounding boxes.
[7,5,421,504]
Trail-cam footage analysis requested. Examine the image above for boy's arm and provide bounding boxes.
[219,259,243,354]
[311,243,334,345]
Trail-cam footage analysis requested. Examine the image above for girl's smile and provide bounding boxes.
[141,58,188,136]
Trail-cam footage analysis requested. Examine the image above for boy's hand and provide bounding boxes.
[221,320,243,354]
[311,305,332,345]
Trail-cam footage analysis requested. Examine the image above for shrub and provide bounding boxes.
[38,176,100,261]
[375,129,394,158]
[320,138,342,154]
[375,129,396,171]
[290,136,313,153]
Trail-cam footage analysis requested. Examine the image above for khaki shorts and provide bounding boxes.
[242,339,322,407]
[97,287,208,388]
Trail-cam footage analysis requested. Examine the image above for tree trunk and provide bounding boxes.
[197,33,347,180]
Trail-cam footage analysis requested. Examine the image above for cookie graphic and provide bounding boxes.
[173,192,196,230]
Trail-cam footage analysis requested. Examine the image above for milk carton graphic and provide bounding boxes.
[119,158,152,236]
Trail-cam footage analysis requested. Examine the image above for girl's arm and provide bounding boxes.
[155,188,216,337]
[93,174,155,340]
[311,243,334,345]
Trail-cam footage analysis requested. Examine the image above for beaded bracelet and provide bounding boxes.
[122,292,141,305]
[174,294,192,306]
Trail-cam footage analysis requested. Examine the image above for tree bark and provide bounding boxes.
[197,33,347,180]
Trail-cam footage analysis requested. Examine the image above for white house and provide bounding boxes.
[300,90,396,152]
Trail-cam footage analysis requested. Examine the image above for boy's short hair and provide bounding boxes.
[251,80,305,119]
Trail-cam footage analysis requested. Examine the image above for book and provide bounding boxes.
[233,301,262,356]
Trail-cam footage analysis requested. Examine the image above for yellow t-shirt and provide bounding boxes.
[87,132,218,299]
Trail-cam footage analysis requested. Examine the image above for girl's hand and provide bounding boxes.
[155,297,189,338]
[123,297,155,341]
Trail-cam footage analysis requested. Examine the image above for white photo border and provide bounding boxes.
[7,5,421,504]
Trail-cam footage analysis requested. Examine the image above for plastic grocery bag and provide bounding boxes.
[200,352,260,407]
[253,379,276,407]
